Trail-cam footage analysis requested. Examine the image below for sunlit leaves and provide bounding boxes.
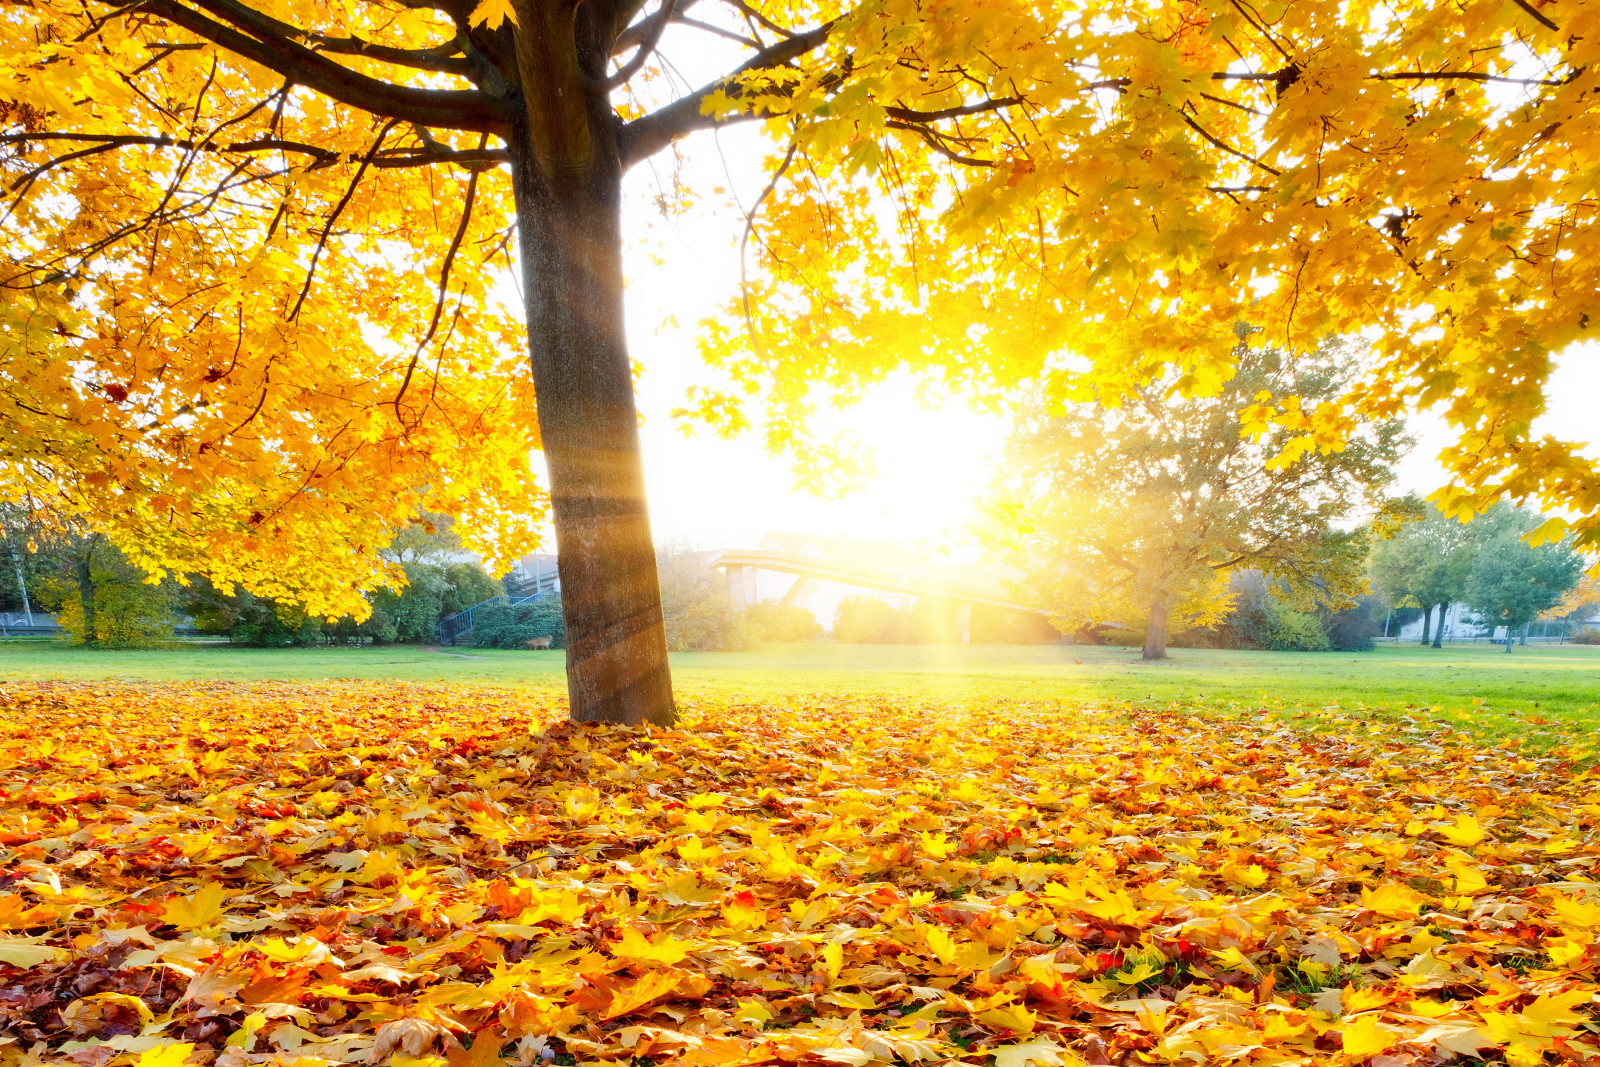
[0,680,1597,1067]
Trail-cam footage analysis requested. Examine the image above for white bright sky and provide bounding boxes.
[521,116,1600,555]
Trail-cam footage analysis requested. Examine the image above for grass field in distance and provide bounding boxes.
[1,637,1595,750]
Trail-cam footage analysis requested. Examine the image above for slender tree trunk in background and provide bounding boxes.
[508,4,674,725]
[1504,623,1513,653]
[73,550,96,646]
[1142,594,1171,661]
[1431,601,1447,648]
[1520,622,1529,646]
[1419,604,1433,645]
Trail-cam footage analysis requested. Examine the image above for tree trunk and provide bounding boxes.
[1419,604,1433,645]
[506,9,674,725]
[1142,594,1171,660]
[1520,622,1529,646]
[1431,601,1447,648]
[1504,623,1513,653]
[73,551,97,646]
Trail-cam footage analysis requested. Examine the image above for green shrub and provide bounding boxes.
[472,596,564,649]
[1321,594,1384,651]
[742,601,821,642]
[1101,626,1146,648]
[45,542,178,648]
[658,551,754,651]
[368,562,449,643]
[833,597,913,643]
[55,578,176,647]
[1266,604,1331,651]
[441,562,501,616]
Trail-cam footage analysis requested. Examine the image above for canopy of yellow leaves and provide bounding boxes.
[700,0,1600,549]
[0,682,1596,1066]
[0,0,539,615]
[9,0,1600,612]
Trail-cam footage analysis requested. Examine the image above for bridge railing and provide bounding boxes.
[0,612,59,634]
[438,593,555,646]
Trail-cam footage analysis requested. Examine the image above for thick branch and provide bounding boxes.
[136,0,509,133]
[613,0,701,53]
[309,34,471,77]
[883,97,1020,122]
[1374,69,1573,86]
[166,0,474,74]
[721,0,797,38]
[618,21,831,167]
[0,131,507,170]
[886,120,995,166]
[1508,0,1561,32]
[601,0,678,91]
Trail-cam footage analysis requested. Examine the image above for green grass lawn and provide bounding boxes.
[2,636,1596,748]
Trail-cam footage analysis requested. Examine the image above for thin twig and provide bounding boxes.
[287,117,401,321]
[394,134,487,417]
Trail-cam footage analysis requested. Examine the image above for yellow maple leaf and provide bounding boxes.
[1520,988,1593,1034]
[991,1036,1074,1067]
[1445,854,1489,895]
[612,926,692,967]
[0,936,65,967]
[1362,883,1424,919]
[821,940,844,980]
[1212,946,1260,976]
[600,970,682,1021]
[468,0,517,28]
[978,1003,1039,1035]
[1440,814,1486,847]
[1224,862,1268,888]
[1340,1014,1398,1059]
[161,883,228,931]
[1547,894,1600,931]
[921,925,957,965]
[137,1043,196,1067]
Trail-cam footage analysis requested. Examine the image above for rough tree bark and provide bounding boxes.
[1431,601,1448,648]
[1419,603,1433,646]
[507,1,675,725]
[73,545,97,646]
[1142,593,1171,661]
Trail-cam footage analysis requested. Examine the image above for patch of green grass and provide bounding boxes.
[0,638,1596,749]
[1279,961,1359,994]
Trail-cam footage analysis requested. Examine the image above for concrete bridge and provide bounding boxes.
[709,547,1042,644]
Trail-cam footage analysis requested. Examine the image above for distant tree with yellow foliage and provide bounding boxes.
[988,339,1406,659]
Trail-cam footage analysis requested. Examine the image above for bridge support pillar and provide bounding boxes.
[725,565,757,606]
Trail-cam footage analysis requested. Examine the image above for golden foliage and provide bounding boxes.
[700,0,1600,549]
[8,0,1600,617]
[1,682,1597,1066]
[0,4,540,615]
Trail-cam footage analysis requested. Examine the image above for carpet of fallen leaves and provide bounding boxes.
[1,681,1598,1067]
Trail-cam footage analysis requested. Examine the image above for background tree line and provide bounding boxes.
[983,337,1591,655]
[0,513,829,652]
[0,513,504,648]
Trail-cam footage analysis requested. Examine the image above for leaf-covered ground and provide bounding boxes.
[1,682,1597,1067]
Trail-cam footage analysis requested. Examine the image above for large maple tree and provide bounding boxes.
[3,0,1597,724]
